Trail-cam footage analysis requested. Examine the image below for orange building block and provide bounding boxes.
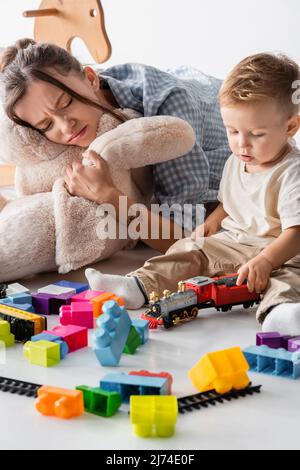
[188,347,250,394]
[35,386,84,419]
[91,293,124,318]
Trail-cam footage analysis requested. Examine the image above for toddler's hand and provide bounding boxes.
[236,254,273,293]
[191,222,218,240]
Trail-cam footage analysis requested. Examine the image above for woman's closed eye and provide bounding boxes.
[39,97,73,133]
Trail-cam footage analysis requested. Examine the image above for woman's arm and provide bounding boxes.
[65,152,183,252]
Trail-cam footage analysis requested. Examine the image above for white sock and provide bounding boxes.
[262,303,300,336]
[85,268,145,310]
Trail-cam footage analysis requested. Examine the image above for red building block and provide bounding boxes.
[46,325,88,352]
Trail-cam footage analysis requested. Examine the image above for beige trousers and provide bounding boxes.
[128,236,300,323]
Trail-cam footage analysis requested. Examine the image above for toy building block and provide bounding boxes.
[6,283,30,296]
[24,340,60,367]
[59,302,94,329]
[188,347,250,394]
[132,319,149,344]
[76,385,122,417]
[0,298,34,313]
[91,293,125,318]
[35,385,84,419]
[256,332,285,349]
[6,293,32,306]
[31,333,69,359]
[0,320,15,347]
[50,325,88,352]
[100,372,169,403]
[32,292,73,316]
[123,326,142,354]
[130,395,178,438]
[37,285,76,296]
[94,300,131,366]
[129,370,173,395]
[0,304,47,342]
[71,289,104,303]
[288,337,300,352]
[243,345,300,379]
[54,281,89,294]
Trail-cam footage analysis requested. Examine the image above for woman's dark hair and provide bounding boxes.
[0,38,128,128]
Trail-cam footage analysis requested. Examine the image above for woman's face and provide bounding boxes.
[14,67,104,147]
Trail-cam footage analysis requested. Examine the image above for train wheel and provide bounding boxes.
[221,306,231,312]
[190,307,199,319]
[243,302,251,309]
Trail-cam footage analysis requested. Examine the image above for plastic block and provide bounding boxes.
[37,285,76,296]
[76,385,121,417]
[256,332,283,349]
[132,319,149,344]
[6,283,29,296]
[24,340,60,367]
[0,299,34,312]
[243,345,300,379]
[94,300,131,366]
[71,289,104,303]
[100,372,169,403]
[0,320,15,347]
[50,325,88,352]
[7,293,32,305]
[35,386,84,419]
[59,302,94,329]
[129,370,173,395]
[32,293,53,315]
[130,395,178,438]
[31,333,69,359]
[189,347,250,394]
[288,337,300,352]
[91,293,125,318]
[123,326,142,354]
[54,281,89,294]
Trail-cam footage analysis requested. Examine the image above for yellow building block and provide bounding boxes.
[130,395,178,438]
[0,320,15,347]
[23,340,60,367]
[188,347,250,394]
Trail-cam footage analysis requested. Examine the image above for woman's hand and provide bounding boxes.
[64,150,121,205]
[236,254,273,293]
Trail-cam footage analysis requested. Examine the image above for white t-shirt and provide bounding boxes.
[214,144,300,247]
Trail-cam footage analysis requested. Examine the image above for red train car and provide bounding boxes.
[141,274,261,329]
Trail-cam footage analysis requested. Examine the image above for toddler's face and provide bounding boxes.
[221,100,299,169]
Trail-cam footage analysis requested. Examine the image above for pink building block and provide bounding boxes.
[59,302,94,329]
[71,290,104,303]
[46,325,88,352]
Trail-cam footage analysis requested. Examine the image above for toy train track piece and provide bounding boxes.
[0,304,47,342]
[0,376,42,398]
[178,384,262,414]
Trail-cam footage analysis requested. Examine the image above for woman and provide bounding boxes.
[1,38,230,252]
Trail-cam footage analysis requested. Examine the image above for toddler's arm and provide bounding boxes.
[237,226,300,293]
[191,203,228,239]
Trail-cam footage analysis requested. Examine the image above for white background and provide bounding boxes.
[0,0,299,79]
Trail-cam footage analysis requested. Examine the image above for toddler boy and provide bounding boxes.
[86,53,300,335]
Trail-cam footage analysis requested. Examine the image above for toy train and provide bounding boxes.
[141,274,261,329]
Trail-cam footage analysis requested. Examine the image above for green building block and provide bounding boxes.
[0,320,15,347]
[23,340,60,367]
[76,385,121,417]
[123,326,142,355]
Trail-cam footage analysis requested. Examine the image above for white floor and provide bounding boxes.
[1,244,300,450]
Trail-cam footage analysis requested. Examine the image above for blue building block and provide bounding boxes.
[0,299,35,313]
[7,293,32,305]
[100,372,169,403]
[243,345,300,380]
[31,332,69,359]
[54,281,89,294]
[132,319,149,344]
[93,300,131,367]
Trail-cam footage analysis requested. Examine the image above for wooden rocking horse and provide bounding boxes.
[23,0,112,64]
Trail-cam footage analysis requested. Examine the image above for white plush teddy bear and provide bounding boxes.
[0,109,195,282]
